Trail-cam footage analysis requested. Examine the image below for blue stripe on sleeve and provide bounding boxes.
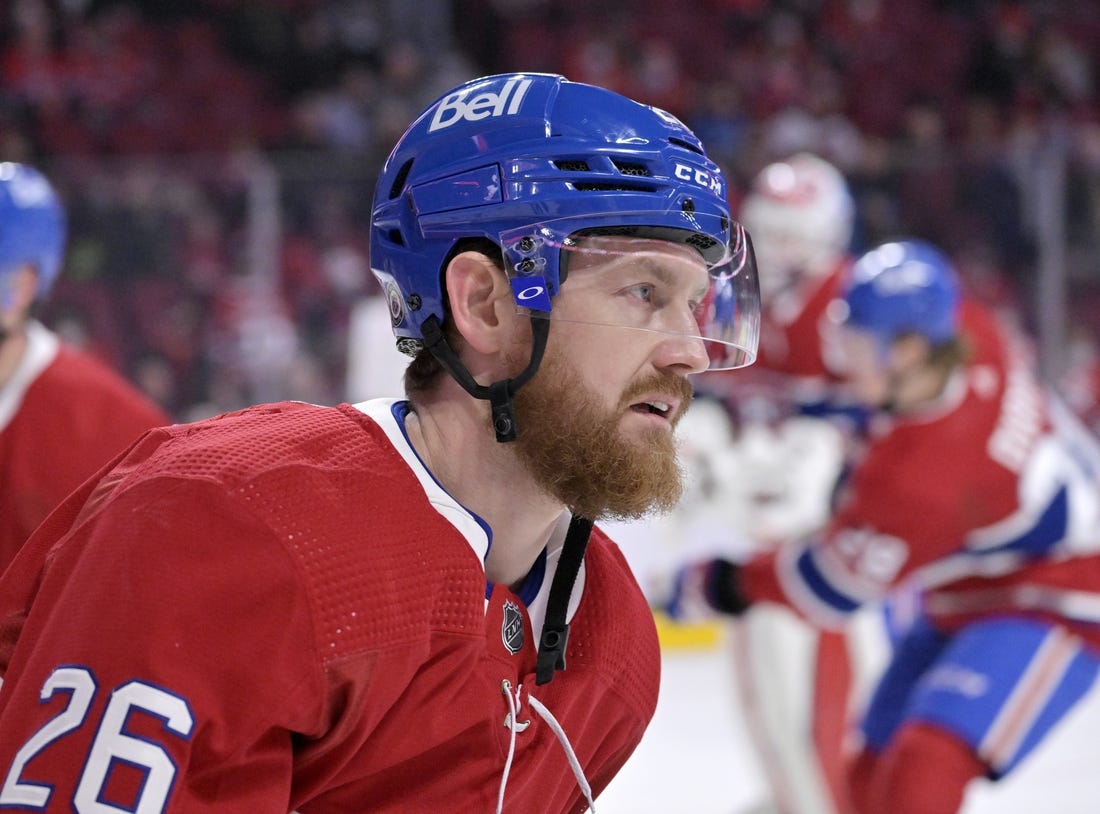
[989,485,1068,558]
[795,547,862,614]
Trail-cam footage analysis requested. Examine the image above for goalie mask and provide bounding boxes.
[739,152,853,302]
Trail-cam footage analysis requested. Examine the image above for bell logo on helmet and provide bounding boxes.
[674,163,723,196]
[428,77,533,133]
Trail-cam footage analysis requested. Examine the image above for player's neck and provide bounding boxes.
[0,324,29,390]
[404,390,565,588]
[892,363,953,412]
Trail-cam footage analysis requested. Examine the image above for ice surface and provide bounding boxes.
[598,638,1100,814]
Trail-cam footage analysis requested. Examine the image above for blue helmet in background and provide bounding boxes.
[839,239,960,347]
[370,72,742,356]
[0,162,66,300]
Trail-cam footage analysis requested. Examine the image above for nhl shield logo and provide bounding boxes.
[502,600,524,655]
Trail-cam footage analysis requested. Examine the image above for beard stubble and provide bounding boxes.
[509,341,694,521]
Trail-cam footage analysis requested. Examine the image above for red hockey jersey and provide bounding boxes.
[754,259,848,382]
[0,321,169,573]
[0,398,659,813]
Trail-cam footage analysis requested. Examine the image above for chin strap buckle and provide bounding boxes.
[489,379,518,442]
[536,624,570,685]
[535,516,593,686]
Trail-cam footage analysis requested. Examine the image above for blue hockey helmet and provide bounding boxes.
[837,239,960,349]
[0,162,66,300]
[370,73,759,373]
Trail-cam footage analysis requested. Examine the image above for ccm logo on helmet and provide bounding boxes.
[674,163,723,196]
[428,77,533,133]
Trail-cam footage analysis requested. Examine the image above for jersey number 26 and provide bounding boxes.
[1,666,193,813]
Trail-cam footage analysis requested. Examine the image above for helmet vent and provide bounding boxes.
[389,158,415,199]
[668,137,703,155]
[573,182,656,192]
[685,233,718,254]
[554,159,590,172]
[612,160,651,177]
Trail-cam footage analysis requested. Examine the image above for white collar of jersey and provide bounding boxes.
[0,320,60,431]
[350,398,586,629]
[352,397,493,568]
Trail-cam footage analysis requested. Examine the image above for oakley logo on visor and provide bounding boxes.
[428,77,533,132]
[511,276,552,311]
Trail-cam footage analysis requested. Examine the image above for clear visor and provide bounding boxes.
[500,213,760,371]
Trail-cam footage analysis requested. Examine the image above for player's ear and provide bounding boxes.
[445,250,517,356]
[891,333,932,372]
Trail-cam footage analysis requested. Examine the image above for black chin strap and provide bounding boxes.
[536,514,594,686]
[419,314,549,442]
[419,312,586,684]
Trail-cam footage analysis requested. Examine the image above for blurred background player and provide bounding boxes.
[0,162,170,575]
[733,151,856,413]
[678,239,1100,814]
[692,152,869,814]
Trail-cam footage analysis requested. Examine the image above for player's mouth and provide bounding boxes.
[628,396,679,426]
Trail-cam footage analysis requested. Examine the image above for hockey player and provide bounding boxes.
[695,152,866,814]
[733,151,856,408]
[0,162,169,575]
[677,239,1100,814]
[0,74,760,813]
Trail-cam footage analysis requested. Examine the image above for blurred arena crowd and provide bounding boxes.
[1,0,1099,423]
